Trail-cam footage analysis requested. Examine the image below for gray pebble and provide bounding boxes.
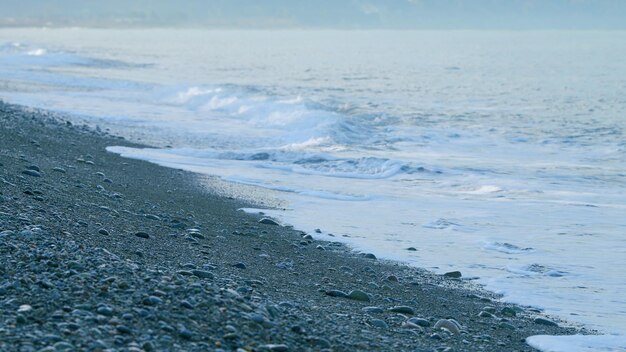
[362,306,384,313]
[534,317,559,327]
[134,232,150,239]
[142,296,162,306]
[233,262,247,269]
[191,270,214,279]
[370,319,388,328]
[388,306,415,315]
[407,317,431,327]
[259,218,279,225]
[98,228,109,235]
[22,170,41,177]
[444,271,462,278]
[262,344,289,352]
[116,325,132,334]
[325,289,348,298]
[346,289,371,302]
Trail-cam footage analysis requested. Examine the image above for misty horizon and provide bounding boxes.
[1,0,625,30]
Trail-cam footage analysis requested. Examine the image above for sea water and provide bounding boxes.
[1,29,625,351]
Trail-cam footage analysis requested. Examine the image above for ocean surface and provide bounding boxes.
[1,28,625,351]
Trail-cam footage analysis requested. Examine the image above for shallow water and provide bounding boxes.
[1,28,625,349]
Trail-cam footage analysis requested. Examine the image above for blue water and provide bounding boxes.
[1,29,625,350]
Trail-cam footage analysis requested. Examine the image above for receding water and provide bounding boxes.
[1,28,625,350]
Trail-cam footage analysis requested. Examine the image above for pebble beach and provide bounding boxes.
[0,101,586,351]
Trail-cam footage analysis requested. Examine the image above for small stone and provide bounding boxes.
[406,247,417,251]
[316,245,325,250]
[52,167,66,173]
[444,271,462,278]
[388,306,415,315]
[262,344,289,352]
[534,317,559,327]
[96,306,113,316]
[325,289,347,298]
[179,328,193,340]
[233,262,247,269]
[189,232,205,239]
[386,275,399,282]
[98,228,109,236]
[303,234,313,240]
[134,232,150,239]
[482,306,496,314]
[22,170,41,177]
[370,319,388,328]
[407,317,431,327]
[145,214,161,221]
[27,165,40,172]
[259,218,280,225]
[501,307,517,317]
[191,270,214,279]
[401,322,422,330]
[363,253,377,259]
[434,319,461,334]
[180,300,194,309]
[116,325,132,334]
[478,311,495,318]
[362,306,385,313]
[346,289,370,302]
[142,296,162,306]
[53,342,74,351]
[17,304,32,313]
[142,341,155,351]
[314,228,322,233]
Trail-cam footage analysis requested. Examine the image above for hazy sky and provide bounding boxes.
[1,0,625,29]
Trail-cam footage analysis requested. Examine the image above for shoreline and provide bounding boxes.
[0,101,584,351]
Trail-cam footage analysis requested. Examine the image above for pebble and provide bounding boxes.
[534,317,559,327]
[116,325,132,334]
[22,169,41,177]
[144,214,160,221]
[316,245,325,250]
[303,234,313,240]
[325,290,348,298]
[262,344,289,352]
[179,327,193,340]
[142,296,162,306]
[134,232,150,239]
[98,228,109,235]
[501,307,517,317]
[406,247,417,251]
[363,253,377,259]
[96,306,113,316]
[233,262,247,269]
[191,270,214,279]
[407,317,431,327]
[401,322,422,330]
[18,304,33,313]
[52,167,66,173]
[370,319,388,328]
[258,218,279,225]
[362,306,385,313]
[444,271,462,278]
[388,306,415,315]
[478,311,495,318]
[53,342,74,351]
[346,289,371,302]
[386,275,399,282]
[434,319,462,335]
